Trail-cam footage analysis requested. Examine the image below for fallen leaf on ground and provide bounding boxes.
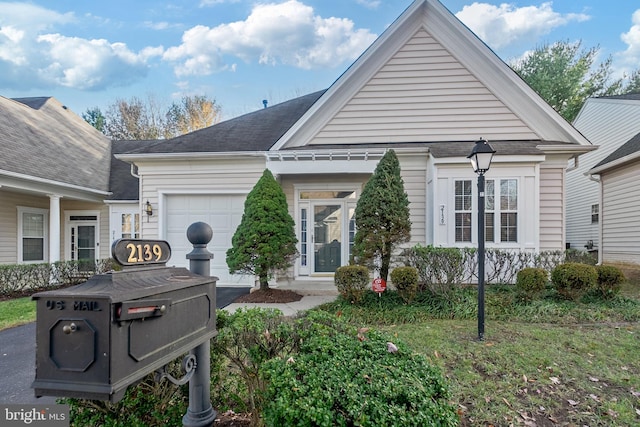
[567,399,579,406]
[550,377,560,385]
[589,376,599,382]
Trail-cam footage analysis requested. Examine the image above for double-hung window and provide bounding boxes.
[499,179,518,242]
[18,207,48,263]
[454,180,472,242]
[454,178,518,244]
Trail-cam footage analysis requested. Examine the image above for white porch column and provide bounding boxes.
[48,195,61,263]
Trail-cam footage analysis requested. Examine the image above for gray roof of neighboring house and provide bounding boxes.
[128,90,327,154]
[0,96,112,193]
[596,93,640,101]
[592,131,640,170]
[109,140,158,200]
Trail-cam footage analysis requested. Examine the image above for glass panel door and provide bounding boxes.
[313,204,342,273]
[77,225,96,261]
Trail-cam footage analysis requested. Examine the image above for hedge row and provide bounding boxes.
[0,259,117,296]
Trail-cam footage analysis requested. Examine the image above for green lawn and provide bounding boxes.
[0,297,36,330]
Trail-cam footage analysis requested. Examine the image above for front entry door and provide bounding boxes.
[313,204,342,273]
[66,213,99,268]
[74,225,96,261]
[297,189,357,276]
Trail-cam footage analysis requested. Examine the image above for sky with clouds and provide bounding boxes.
[1,0,639,120]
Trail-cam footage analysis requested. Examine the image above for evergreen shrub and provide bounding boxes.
[334,265,370,304]
[390,266,419,304]
[594,265,625,300]
[551,262,597,301]
[515,267,548,302]
[261,311,458,427]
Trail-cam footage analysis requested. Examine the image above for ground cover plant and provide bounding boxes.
[2,263,639,426]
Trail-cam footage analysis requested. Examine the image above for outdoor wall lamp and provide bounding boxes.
[145,200,153,221]
[467,138,496,341]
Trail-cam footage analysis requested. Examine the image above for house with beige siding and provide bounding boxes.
[0,96,144,268]
[117,0,595,286]
[568,94,640,263]
[588,132,640,265]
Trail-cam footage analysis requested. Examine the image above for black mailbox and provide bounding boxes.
[32,239,217,402]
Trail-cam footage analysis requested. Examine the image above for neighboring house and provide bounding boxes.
[0,96,112,266]
[0,97,149,267]
[587,132,640,265]
[117,0,594,286]
[568,94,640,260]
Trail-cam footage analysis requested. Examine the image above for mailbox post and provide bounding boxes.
[183,222,217,427]
[32,235,218,410]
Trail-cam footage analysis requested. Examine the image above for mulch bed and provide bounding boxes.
[232,288,303,304]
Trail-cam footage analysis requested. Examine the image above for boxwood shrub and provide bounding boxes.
[551,262,597,301]
[594,265,625,300]
[390,266,419,304]
[515,267,548,302]
[334,265,370,304]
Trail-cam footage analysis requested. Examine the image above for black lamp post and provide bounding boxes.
[467,138,495,341]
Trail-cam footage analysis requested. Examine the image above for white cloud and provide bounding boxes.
[0,2,160,91]
[455,2,590,50]
[616,9,640,74]
[163,0,377,76]
[36,34,157,90]
[356,0,381,9]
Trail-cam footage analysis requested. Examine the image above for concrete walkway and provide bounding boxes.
[223,280,339,316]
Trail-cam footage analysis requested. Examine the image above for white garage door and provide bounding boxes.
[164,194,254,286]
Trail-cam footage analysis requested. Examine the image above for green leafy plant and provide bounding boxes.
[391,266,419,304]
[261,312,458,427]
[515,267,548,302]
[212,307,293,425]
[66,362,187,427]
[401,245,466,294]
[226,169,298,290]
[551,262,597,301]
[594,265,625,300]
[334,265,370,303]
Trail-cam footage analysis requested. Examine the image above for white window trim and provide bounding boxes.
[64,210,100,261]
[450,177,521,249]
[17,206,49,264]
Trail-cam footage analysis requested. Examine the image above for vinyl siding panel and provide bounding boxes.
[568,98,640,249]
[539,167,564,251]
[601,163,640,264]
[137,158,267,239]
[0,189,109,263]
[310,29,537,145]
[0,190,48,264]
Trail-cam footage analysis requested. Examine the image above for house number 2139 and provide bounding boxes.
[111,238,171,266]
[127,243,163,262]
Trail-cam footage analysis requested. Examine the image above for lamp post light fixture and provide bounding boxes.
[467,138,495,341]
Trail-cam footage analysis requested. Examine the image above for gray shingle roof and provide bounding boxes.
[596,93,640,101]
[109,140,157,200]
[0,96,112,193]
[130,90,326,154]
[592,131,640,170]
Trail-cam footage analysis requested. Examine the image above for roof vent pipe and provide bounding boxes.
[262,99,268,108]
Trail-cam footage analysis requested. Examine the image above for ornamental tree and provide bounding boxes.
[353,149,411,282]
[226,169,298,290]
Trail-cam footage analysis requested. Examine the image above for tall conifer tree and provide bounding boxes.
[226,169,298,290]
[353,149,411,282]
